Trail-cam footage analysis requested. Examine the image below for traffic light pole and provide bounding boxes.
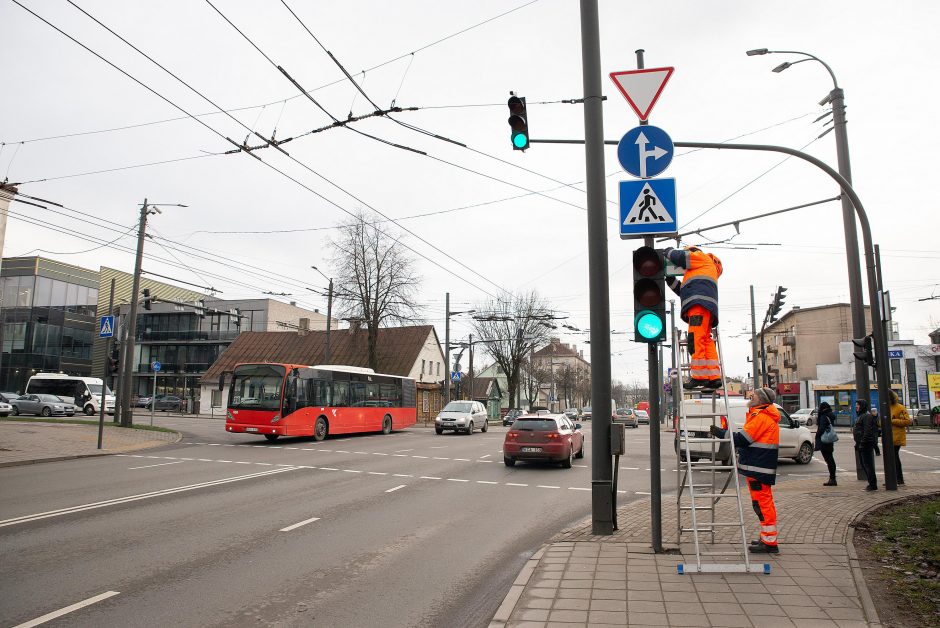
[119,200,151,427]
[579,0,614,535]
[97,277,115,449]
[646,237,663,552]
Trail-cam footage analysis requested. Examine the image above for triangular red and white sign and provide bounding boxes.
[609,67,674,121]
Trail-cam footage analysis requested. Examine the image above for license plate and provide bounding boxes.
[245,428,259,432]
[521,447,542,453]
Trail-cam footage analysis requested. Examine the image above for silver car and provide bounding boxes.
[0,400,11,417]
[11,394,75,417]
[435,400,489,435]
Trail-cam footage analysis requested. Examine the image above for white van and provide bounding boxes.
[675,397,814,465]
[25,373,116,416]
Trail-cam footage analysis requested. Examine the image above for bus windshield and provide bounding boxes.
[229,364,286,411]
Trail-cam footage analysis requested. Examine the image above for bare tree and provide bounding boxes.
[471,291,554,410]
[522,361,553,409]
[328,211,421,370]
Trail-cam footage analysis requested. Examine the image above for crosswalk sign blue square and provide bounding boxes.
[619,178,678,238]
[99,315,114,338]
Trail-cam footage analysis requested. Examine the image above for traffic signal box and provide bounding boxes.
[507,96,529,150]
[142,288,152,310]
[632,246,666,343]
[852,335,876,367]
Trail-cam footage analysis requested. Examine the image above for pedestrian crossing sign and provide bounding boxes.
[99,315,114,338]
[619,177,678,238]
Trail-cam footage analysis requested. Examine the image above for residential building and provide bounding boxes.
[200,324,445,422]
[531,338,591,411]
[470,376,502,421]
[475,362,536,412]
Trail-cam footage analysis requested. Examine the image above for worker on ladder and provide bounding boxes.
[711,387,781,554]
[663,245,723,389]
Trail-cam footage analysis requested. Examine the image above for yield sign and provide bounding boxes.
[609,67,674,121]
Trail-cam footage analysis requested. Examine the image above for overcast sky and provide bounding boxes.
[2,0,938,385]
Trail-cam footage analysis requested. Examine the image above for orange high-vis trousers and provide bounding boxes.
[687,305,720,382]
[748,479,778,546]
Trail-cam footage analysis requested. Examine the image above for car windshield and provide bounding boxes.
[584,406,592,412]
[442,402,472,413]
[512,418,558,431]
[88,384,113,396]
[38,395,63,402]
[229,364,286,411]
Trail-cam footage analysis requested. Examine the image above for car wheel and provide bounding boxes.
[795,442,813,464]
[41,407,52,417]
[382,415,392,435]
[504,456,516,467]
[313,416,329,442]
[84,404,95,416]
[806,418,813,427]
[435,427,444,435]
[12,406,19,416]
[561,448,573,469]
[575,441,585,459]
[481,421,488,433]
[466,421,474,435]
[264,434,279,442]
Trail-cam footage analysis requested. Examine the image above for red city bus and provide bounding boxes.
[224,363,417,442]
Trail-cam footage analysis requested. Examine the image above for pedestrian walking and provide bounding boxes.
[870,406,881,456]
[815,401,838,486]
[889,390,912,485]
[853,399,879,491]
[663,245,724,389]
[711,386,780,553]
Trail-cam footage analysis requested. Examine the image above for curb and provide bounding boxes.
[488,544,547,627]
[0,429,182,469]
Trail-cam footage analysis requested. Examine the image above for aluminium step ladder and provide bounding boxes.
[672,323,770,574]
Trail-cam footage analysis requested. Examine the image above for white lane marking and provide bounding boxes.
[385,485,407,493]
[447,478,469,482]
[319,467,339,471]
[353,451,368,455]
[197,459,213,462]
[0,468,296,529]
[393,473,412,477]
[412,455,428,459]
[623,467,639,470]
[342,469,361,474]
[280,516,321,532]
[506,483,528,487]
[268,446,283,449]
[420,476,441,480]
[476,480,498,485]
[568,487,591,491]
[13,590,120,628]
[395,449,414,453]
[537,485,561,489]
[636,491,651,495]
[372,452,388,456]
[392,454,407,457]
[216,460,232,463]
[430,446,447,449]
[479,454,491,459]
[368,471,388,476]
[128,461,184,470]
[454,458,470,462]
[335,450,350,454]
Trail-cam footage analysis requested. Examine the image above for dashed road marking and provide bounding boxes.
[12,590,120,628]
[385,485,407,493]
[128,460,184,470]
[280,516,320,532]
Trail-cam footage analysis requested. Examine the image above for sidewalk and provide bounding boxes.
[491,473,939,627]
[0,420,180,467]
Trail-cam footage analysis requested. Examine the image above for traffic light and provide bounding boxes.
[769,286,787,322]
[142,288,152,310]
[108,347,119,375]
[507,95,529,150]
[852,335,876,367]
[632,246,666,343]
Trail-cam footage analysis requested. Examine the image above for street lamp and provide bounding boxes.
[311,266,333,364]
[746,48,870,403]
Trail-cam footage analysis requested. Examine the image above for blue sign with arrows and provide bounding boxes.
[619,178,678,237]
[99,315,114,338]
[617,125,674,179]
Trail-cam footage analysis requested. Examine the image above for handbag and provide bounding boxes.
[821,425,839,444]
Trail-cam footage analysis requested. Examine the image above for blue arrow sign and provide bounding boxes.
[619,178,678,238]
[99,315,114,338]
[152,361,162,373]
[617,125,674,179]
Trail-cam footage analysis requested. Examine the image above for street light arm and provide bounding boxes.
[764,49,839,88]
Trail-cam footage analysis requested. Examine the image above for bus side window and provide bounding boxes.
[350,382,366,407]
[332,381,348,407]
[311,380,330,406]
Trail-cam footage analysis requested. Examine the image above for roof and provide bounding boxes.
[201,325,439,384]
[471,376,500,399]
[765,302,871,332]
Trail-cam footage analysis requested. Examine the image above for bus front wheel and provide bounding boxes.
[382,415,392,435]
[313,416,329,442]
[84,404,95,416]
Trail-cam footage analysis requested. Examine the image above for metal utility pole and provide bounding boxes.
[312,266,333,363]
[119,200,151,427]
[579,0,614,536]
[750,285,759,387]
[97,278,115,449]
[468,333,474,403]
[444,292,451,404]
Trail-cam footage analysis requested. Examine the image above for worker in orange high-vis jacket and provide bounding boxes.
[664,245,724,389]
[712,386,781,553]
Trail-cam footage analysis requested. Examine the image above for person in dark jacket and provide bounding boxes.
[853,399,880,490]
[815,402,838,486]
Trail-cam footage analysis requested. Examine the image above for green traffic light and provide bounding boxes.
[635,310,664,340]
[512,132,528,149]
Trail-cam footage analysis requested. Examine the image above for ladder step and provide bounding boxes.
[687,466,732,471]
[688,493,730,498]
[679,563,771,575]
[683,412,726,417]
[680,522,744,529]
[699,551,751,557]
[679,506,714,511]
[681,437,731,443]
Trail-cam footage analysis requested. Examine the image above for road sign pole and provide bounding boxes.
[97,278,115,449]
[580,0,614,536]
[151,369,156,426]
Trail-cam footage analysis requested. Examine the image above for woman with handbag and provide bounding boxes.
[816,401,838,486]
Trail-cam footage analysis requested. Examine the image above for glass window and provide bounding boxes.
[17,277,34,307]
[50,280,67,307]
[87,287,98,307]
[350,382,366,406]
[227,364,285,411]
[421,359,426,374]
[65,282,79,309]
[332,381,349,407]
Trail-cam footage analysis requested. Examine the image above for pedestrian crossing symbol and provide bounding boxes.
[99,315,114,338]
[619,177,678,238]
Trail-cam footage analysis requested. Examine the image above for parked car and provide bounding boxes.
[435,400,489,435]
[615,408,639,428]
[503,408,524,426]
[503,414,584,468]
[152,396,183,412]
[791,407,818,427]
[635,410,650,425]
[11,394,75,417]
[0,400,11,417]
[563,407,580,420]
[0,392,22,403]
[581,406,593,420]
[675,398,814,464]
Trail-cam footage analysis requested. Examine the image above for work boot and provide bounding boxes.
[748,541,779,554]
[683,378,707,389]
[823,478,837,486]
[703,379,723,390]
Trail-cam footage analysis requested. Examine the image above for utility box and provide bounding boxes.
[610,422,626,456]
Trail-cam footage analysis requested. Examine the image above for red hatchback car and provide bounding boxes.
[504,414,585,468]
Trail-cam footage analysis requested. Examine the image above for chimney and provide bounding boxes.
[349,319,361,334]
[298,317,310,337]
[290,301,297,306]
